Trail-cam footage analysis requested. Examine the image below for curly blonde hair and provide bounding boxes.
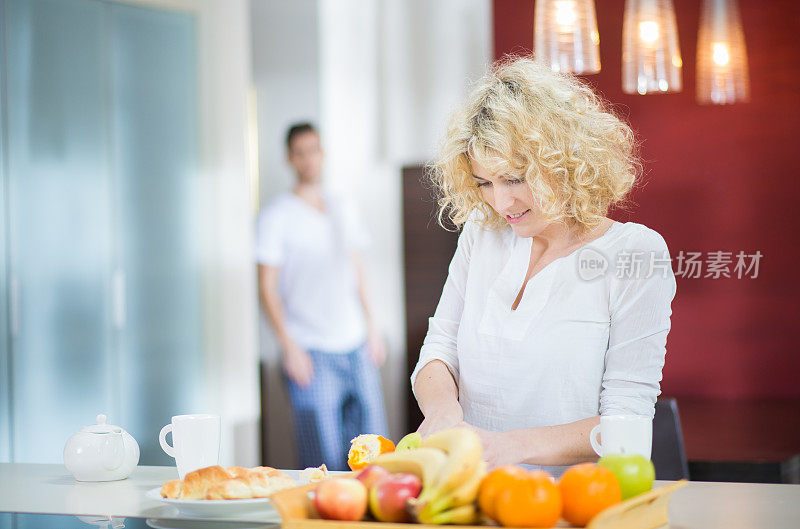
[430,56,640,233]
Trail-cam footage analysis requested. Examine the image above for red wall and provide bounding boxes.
[493,0,800,399]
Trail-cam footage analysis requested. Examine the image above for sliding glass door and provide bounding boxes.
[0,0,11,464]
[5,0,114,463]
[110,3,204,466]
[1,0,205,465]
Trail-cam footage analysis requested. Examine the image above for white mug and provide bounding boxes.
[159,414,221,478]
[590,415,652,459]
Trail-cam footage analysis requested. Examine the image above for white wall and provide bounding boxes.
[250,0,321,469]
[318,0,492,441]
[195,0,261,469]
[251,0,321,203]
[317,0,406,448]
[379,0,493,164]
[253,0,491,467]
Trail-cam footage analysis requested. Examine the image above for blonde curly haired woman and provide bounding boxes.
[410,57,676,475]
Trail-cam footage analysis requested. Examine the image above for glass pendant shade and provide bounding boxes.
[534,0,601,74]
[696,0,750,104]
[622,0,683,94]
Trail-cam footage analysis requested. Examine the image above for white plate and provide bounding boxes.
[145,487,279,518]
[146,518,278,529]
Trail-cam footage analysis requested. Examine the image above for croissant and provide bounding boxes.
[225,466,251,478]
[223,468,297,498]
[250,471,297,497]
[180,465,234,500]
[160,479,183,499]
[160,465,297,500]
[299,464,328,484]
[206,476,254,500]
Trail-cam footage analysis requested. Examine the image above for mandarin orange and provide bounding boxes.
[558,463,621,527]
[477,465,530,520]
[493,470,561,528]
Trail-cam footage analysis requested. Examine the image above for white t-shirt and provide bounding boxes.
[411,220,676,469]
[255,192,368,352]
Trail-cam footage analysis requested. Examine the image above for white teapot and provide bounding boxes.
[64,414,140,482]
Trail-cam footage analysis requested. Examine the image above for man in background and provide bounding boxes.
[256,123,389,470]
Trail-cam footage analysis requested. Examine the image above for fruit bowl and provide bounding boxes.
[269,479,687,529]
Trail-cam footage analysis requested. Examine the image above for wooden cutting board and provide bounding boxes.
[269,479,688,529]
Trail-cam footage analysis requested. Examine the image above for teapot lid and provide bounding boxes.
[81,414,123,435]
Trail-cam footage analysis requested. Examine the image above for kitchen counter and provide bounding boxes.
[1,463,800,528]
[0,463,286,525]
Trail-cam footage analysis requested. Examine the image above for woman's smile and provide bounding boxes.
[506,209,530,224]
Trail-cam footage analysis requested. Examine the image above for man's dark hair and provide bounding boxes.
[286,122,318,151]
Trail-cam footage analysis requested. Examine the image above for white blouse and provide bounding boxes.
[411,220,676,469]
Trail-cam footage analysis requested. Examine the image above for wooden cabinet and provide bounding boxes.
[401,165,458,430]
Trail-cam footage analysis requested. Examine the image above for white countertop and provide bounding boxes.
[0,463,289,524]
[1,463,799,528]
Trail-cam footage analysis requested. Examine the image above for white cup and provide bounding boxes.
[159,414,221,479]
[590,415,652,459]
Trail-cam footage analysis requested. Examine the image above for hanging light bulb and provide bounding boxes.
[622,0,682,94]
[534,0,601,74]
[696,0,749,104]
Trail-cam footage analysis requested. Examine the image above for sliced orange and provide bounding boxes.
[379,436,395,453]
[347,434,395,471]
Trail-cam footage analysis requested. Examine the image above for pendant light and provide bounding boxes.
[622,0,682,94]
[696,0,749,104]
[534,0,601,74]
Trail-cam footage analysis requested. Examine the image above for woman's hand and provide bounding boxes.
[465,424,521,469]
[282,341,314,387]
[417,404,464,439]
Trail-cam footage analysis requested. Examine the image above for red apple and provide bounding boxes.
[314,477,368,521]
[356,465,392,489]
[369,473,423,523]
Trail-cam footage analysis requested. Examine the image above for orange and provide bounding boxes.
[558,463,622,527]
[494,470,561,528]
[478,465,529,520]
[379,436,395,453]
[346,434,395,471]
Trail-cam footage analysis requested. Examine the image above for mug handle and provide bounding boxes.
[589,424,603,457]
[159,424,176,458]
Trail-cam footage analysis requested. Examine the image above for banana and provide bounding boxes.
[422,460,487,517]
[417,428,483,503]
[370,446,447,491]
[418,503,480,525]
[372,428,486,524]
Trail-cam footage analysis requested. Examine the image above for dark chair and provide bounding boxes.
[781,454,800,484]
[652,398,690,480]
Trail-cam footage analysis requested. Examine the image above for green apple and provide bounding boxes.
[597,454,655,500]
[395,432,422,451]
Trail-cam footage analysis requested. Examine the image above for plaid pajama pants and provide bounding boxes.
[286,343,389,471]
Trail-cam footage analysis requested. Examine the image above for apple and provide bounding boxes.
[369,473,423,523]
[314,477,368,521]
[395,432,422,451]
[356,465,392,489]
[598,454,655,499]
